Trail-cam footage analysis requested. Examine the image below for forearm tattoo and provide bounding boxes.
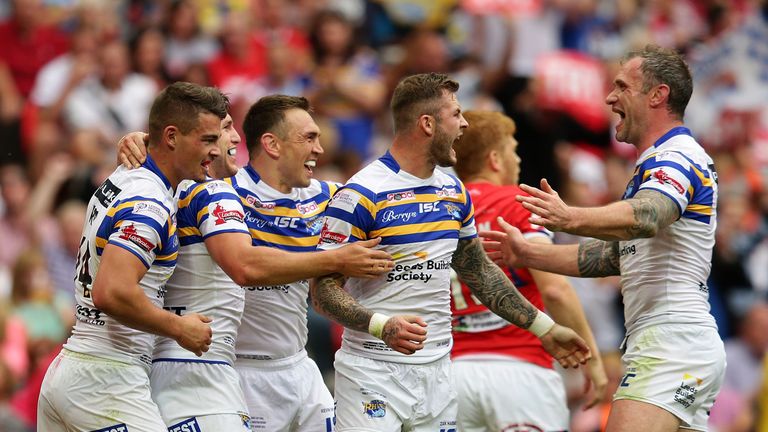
[312,273,371,333]
[452,238,538,329]
[577,239,620,277]
[626,190,679,238]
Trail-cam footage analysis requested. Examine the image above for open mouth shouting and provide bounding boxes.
[613,108,626,131]
[304,159,316,177]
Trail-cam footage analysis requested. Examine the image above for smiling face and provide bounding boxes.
[276,108,323,191]
[605,57,649,146]
[209,114,241,178]
[173,111,222,183]
[429,91,468,167]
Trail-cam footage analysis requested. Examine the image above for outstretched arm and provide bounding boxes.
[517,179,679,241]
[481,217,621,278]
[452,237,590,368]
[310,273,428,355]
[206,233,394,286]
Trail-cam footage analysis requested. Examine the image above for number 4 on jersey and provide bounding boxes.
[75,236,93,298]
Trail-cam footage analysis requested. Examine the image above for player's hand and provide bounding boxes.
[539,323,590,369]
[517,178,574,232]
[335,238,394,278]
[175,313,213,357]
[117,132,149,169]
[381,315,428,355]
[479,217,530,268]
[581,356,608,409]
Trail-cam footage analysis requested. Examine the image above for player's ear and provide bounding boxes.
[649,84,670,109]
[488,149,502,172]
[418,114,435,137]
[261,133,280,159]
[163,126,178,150]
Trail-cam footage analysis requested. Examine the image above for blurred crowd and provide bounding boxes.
[0,0,767,430]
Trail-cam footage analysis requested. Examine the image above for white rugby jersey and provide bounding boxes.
[619,127,718,335]
[64,156,178,368]
[229,165,339,360]
[317,152,477,364]
[153,179,249,364]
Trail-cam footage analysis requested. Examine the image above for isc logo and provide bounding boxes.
[418,203,439,213]
[274,216,300,228]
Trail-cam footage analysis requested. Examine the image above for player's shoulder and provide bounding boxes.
[653,133,712,166]
[110,166,172,204]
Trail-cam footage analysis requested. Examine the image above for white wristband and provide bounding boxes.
[368,313,391,340]
[529,311,555,338]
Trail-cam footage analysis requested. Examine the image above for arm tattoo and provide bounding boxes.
[577,239,620,277]
[452,238,538,329]
[312,273,371,333]
[626,190,679,238]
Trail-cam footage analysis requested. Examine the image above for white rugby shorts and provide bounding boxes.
[333,350,457,432]
[454,356,568,432]
[38,349,167,432]
[235,349,335,432]
[614,324,726,431]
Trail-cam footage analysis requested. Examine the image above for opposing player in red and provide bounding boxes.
[451,110,607,431]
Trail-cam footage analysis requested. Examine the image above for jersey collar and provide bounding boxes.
[653,126,693,148]
[142,154,172,191]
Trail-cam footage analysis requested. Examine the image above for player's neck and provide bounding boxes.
[146,147,180,190]
[463,173,504,186]
[637,118,685,153]
[390,137,434,179]
[248,158,292,194]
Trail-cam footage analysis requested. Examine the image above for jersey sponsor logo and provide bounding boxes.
[245,195,276,210]
[362,399,387,418]
[386,190,415,202]
[132,201,165,219]
[212,202,245,225]
[619,244,636,257]
[119,223,155,252]
[623,179,635,199]
[656,151,688,165]
[204,181,224,193]
[296,201,318,214]
[168,417,202,432]
[443,203,462,219]
[330,190,360,213]
[246,284,290,293]
[674,373,702,409]
[418,202,440,213]
[95,179,121,208]
[652,169,684,194]
[273,216,300,228]
[439,420,457,432]
[90,423,128,432]
[436,187,458,198]
[619,371,636,387]
[75,304,104,325]
[240,414,252,431]
[319,222,347,244]
[380,209,418,224]
[306,215,324,235]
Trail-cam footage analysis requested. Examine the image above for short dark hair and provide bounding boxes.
[242,95,311,156]
[390,73,460,133]
[623,44,692,120]
[148,82,229,145]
